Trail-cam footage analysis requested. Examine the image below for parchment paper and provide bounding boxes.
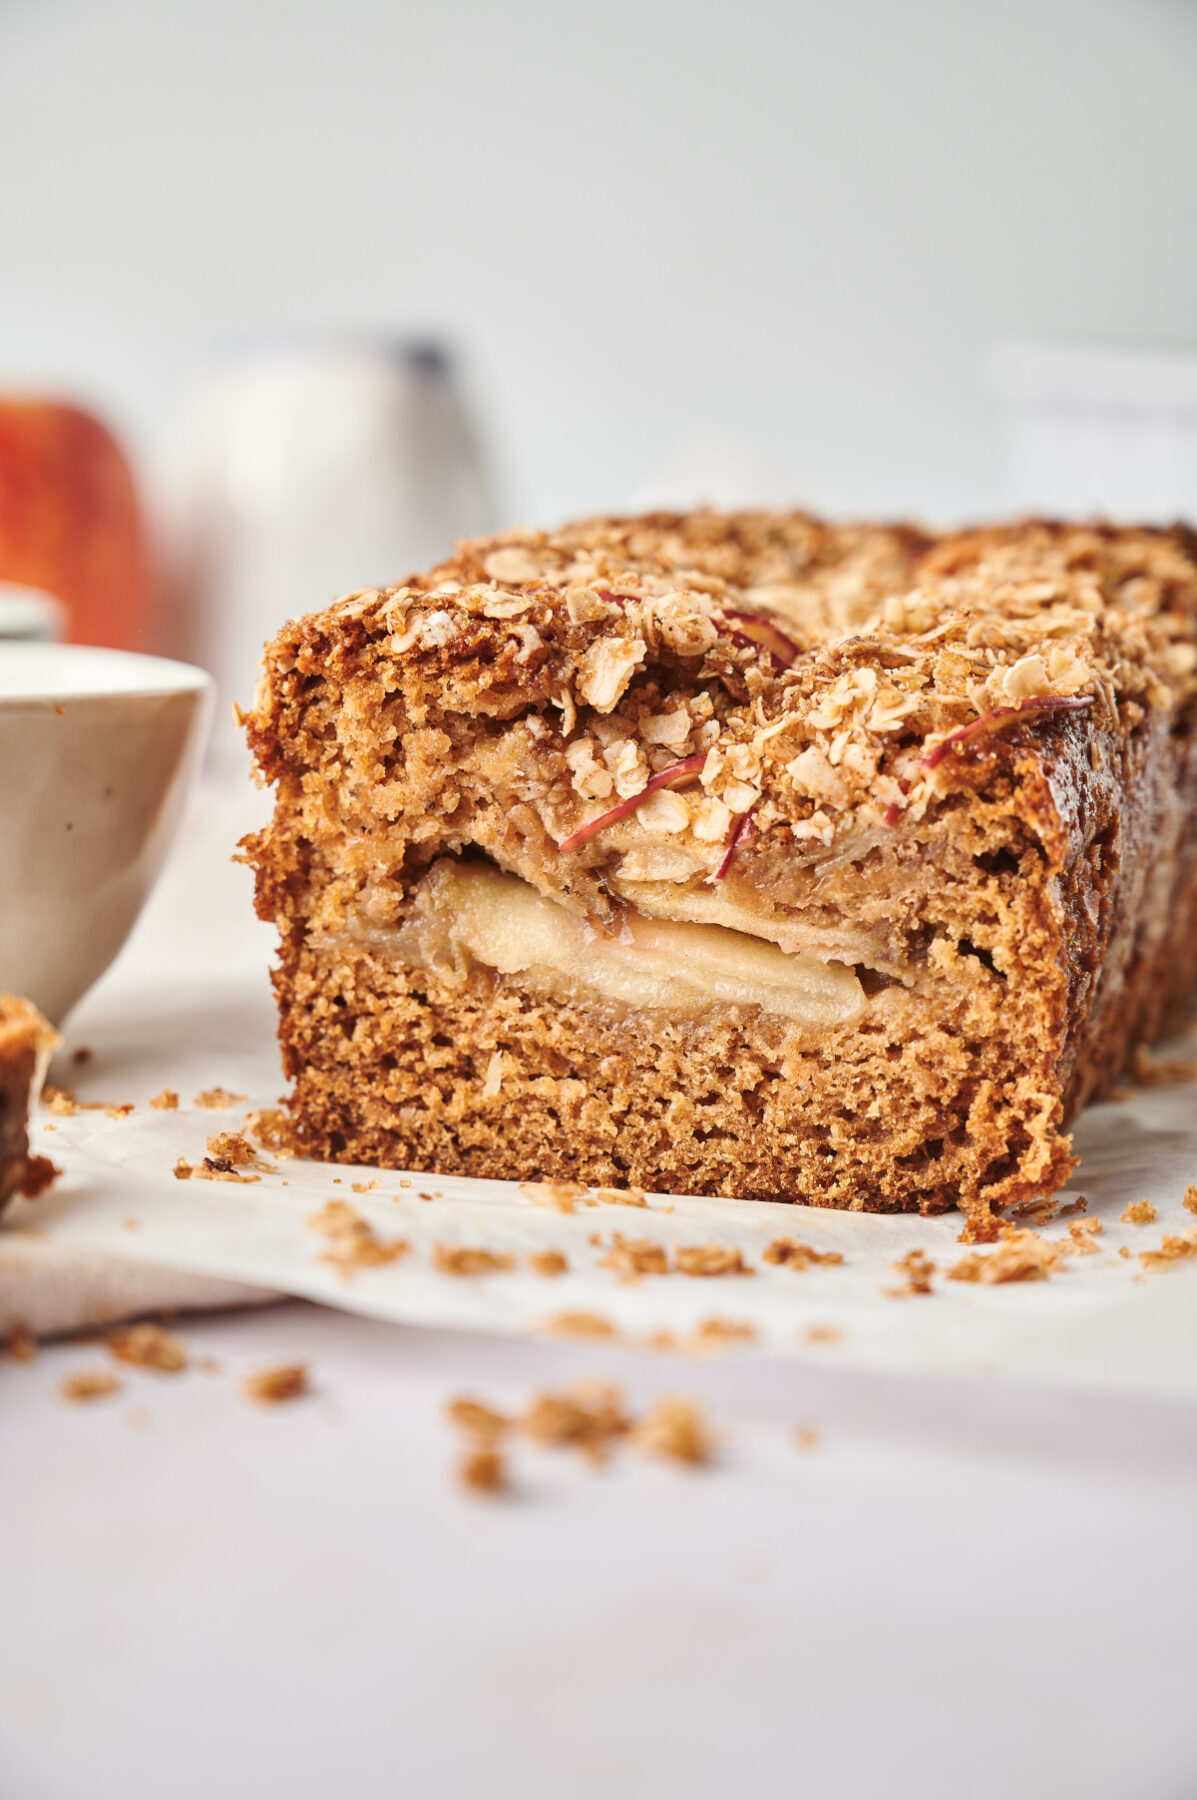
[5,792,1196,1393]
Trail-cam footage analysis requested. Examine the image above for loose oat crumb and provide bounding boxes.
[521,1381,630,1462]
[105,1322,187,1374]
[307,1200,410,1275]
[1008,1195,1059,1227]
[762,1237,844,1271]
[794,1425,821,1453]
[432,1243,515,1277]
[527,1249,568,1277]
[460,1447,507,1494]
[6,1325,37,1363]
[1060,1195,1089,1217]
[631,1396,713,1466]
[1122,1199,1157,1225]
[539,1311,618,1339]
[599,1232,669,1281]
[351,1178,380,1194]
[519,1179,589,1214]
[206,1131,272,1170]
[688,1317,757,1352]
[445,1396,511,1444]
[1184,1185,1197,1215]
[173,1152,261,1184]
[1119,1245,1132,1259]
[595,1185,648,1208]
[675,1243,754,1278]
[19,1154,59,1200]
[947,1226,1065,1285]
[1138,1228,1197,1273]
[885,1249,936,1296]
[243,1107,290,1151]
[60,1368,121,1403]
[243,1363,309,1403]
[1065,1217,1103,1254]
[44,1086,128,1119]
[399,1178,412,1190]
[149,1089,179,1111]
[193,1087,247,1111]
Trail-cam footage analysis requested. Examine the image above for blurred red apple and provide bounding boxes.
[0,399,153,648]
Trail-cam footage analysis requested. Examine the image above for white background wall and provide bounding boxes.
[2,0,1197,528]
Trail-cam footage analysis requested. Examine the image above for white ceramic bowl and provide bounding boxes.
[0,644,213,1022]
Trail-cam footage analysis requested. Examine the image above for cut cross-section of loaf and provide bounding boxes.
[243,510,1197,1238]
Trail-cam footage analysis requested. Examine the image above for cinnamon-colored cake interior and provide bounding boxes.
[243,511,1197,1236]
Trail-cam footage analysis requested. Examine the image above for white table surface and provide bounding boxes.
[3,788,1196,1800]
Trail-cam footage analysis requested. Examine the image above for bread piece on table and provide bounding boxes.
[0,996,58,1213]
[242,511,1197,1236]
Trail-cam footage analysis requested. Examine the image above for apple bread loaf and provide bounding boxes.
[242,511,1197,1236]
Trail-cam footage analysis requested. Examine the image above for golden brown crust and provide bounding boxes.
[242,509,1197,1230]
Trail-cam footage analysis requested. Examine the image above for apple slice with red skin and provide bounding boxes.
[557,755,706,854]
[707,808,756,884]
[883,693,1096,826]
[717,610,800,670]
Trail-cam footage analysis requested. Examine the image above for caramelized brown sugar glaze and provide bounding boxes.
[244,511,1197,1233]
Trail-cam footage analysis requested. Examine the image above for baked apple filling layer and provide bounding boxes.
[357,859,866,1028]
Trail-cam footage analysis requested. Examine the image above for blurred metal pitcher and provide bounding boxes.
[162,334,499,777]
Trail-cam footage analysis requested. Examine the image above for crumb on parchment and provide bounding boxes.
[521,1381,630,1463]
[538,1311,618,1339]
[527,1249,568,1277]
[60,1368,121,1403]
[794,1425,821,1453]
[885,1248,936,1296]
[149,1089,179,1111]
[595,1185,647,1208]
[631,1396,714,1466]
[244,1108,291,1151]
[1185,1185,1197,1215]
[599,1233,669,1281]
[1121,1199,1157,1225]
[947,1226,1066,1285]
[307,1200,410,1275]
[688,1317,757,1352]
[459,1448,507,1493]
[205,1132,272,1171]
[173,1154,261,1185]
[675,1243,754,1278]
[519,1179,589,1214]
[243,1363,309,1404]
[106,1322,187,1373]
[1138,1228,1197,1273]
[445,1396,511,1444]
[1065,1217,1103,1254]
[193,1087,248,1111]
[763,1237,844,1270]
[432,1243,515,1277]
